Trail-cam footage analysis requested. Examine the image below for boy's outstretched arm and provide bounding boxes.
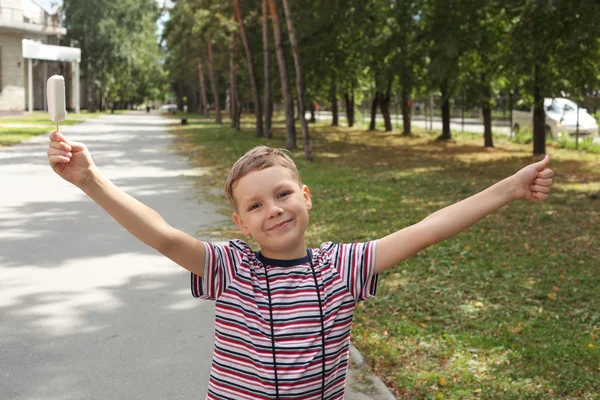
[375,155,554,274]
[47,131,206,277]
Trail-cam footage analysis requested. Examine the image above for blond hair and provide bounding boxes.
[225,146,302,209]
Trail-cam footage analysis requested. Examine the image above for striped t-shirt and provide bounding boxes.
[191,239,378,400]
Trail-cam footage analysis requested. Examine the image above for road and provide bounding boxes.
[0,113,224,399]
[311,111,600,144]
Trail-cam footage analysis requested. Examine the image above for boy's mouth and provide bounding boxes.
[268,218,293,231]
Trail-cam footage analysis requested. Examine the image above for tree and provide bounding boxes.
[281,0,311,159]
[423,0,470,140]
[63,0,165,111]
[268,0,296,148]
[507,0,564,155]
[262,0,273,138]
[458,0,509,148]
[233,0,264,136]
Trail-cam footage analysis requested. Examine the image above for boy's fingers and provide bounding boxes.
[534,154,550,172]
[530,185,550,194]
[533,192,548,201]
[48,155,70,164]
[537,168,554,179]
[533,177,552,186]
[49,131,65,142]
[66,140,87,152]
[49,141,72,152]
[47,148,72,158]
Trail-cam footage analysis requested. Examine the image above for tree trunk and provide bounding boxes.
[268,0,296,148]
[235,83,242,131]
[379,87,392,132]
[262,0,272,138]
[344,92,354,127]
[482,101,493,147]
[233,0,263,137]
[177,81,184,112]
[532,64,546,155]
[330,74,338,126]
[206,41,222,124]
[186,84,198,113]
[401,89,411,135]
[437,81,452,140]
[508,92,513,137]
[198,60,209,118]
[369,95,378,131]
[282,0,310,159]
[229,25,237,128]
[309,102,316,123]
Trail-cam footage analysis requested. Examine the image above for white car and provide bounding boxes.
[512,98,599,139]
[159,104,178,112]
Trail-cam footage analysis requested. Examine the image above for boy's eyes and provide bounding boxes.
[246,191,293,211]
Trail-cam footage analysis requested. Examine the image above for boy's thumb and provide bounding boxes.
[534,154,550,171]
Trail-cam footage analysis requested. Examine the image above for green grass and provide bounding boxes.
[171,115,600,399]
[0,110,115,146]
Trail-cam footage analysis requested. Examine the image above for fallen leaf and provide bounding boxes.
[438,377,447,386]
[548,293,556,301]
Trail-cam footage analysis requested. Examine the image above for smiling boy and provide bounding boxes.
[47,135,554,400]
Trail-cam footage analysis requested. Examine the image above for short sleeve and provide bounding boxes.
[191,241,245,300]
[320,241,378,302]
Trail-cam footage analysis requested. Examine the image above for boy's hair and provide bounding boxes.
[225,146,302,209]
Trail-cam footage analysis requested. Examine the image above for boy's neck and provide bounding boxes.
[258,240,308,260]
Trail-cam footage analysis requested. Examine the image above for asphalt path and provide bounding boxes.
[0,113,226,399]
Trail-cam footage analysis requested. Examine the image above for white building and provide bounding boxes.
[0,0,80,112]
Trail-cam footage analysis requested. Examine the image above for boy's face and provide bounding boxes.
[232,166,312,259]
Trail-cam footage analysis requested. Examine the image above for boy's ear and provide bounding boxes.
[303,185,312,211]
[232,213,251,236]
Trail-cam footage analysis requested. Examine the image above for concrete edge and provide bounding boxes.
[349,344,397,400]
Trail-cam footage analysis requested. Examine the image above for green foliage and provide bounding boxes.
[63,0,167,108]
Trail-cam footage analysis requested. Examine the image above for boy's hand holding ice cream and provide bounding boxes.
[46,75,95,188]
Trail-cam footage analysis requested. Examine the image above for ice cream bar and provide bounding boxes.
[47,75,66,123]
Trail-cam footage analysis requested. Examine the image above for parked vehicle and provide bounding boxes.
[512,98,599,139]
[159,104,178,112]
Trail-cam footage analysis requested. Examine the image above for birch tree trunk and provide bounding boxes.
[207,41,222,124]
[229,26,237,128]
[281,0,310,159]
[262,0,272,138]
[268,0,296,148]
[233,0,263,137]
[198,59,209,118]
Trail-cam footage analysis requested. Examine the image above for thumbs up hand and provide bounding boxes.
[512,155,554,202]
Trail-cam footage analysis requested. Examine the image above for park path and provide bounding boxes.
[0,112,395,400]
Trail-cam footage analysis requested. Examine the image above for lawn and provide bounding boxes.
[171,114,600,399]
[0,110,106,146]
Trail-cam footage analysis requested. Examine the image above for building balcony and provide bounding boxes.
[0,6,66,36]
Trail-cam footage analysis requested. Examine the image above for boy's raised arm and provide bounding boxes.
[47,131,206,277]
[374,156,553,274]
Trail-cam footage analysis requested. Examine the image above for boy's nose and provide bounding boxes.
[267,204,284,218]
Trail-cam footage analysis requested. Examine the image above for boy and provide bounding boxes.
[47,131,553,400]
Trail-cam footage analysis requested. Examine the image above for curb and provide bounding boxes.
[349,344,397,400]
